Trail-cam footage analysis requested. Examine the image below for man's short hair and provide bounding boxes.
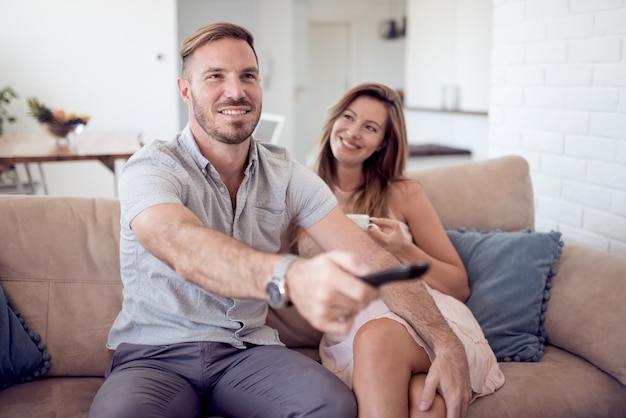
[179,21,257,79]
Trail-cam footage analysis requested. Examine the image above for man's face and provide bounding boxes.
[181,38,262,144]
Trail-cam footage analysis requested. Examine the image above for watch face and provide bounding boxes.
[267,281,283,308]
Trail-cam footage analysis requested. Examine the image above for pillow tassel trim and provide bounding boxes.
[502,232,563,362]
[0,300,52,390]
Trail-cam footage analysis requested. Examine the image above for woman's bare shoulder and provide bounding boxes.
[386,179,427,222]
[389,178,423,197]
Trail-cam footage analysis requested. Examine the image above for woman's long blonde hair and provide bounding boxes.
[313,83,408,217]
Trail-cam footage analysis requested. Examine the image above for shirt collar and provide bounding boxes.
[180,123,258,176]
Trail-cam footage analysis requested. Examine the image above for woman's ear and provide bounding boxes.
[376,140,387,152]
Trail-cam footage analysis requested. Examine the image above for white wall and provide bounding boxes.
[1,0,180,197]
[6,0,622,256]
[306,0,406,89]
[403,0,492,160]
[489,0,626,256]
[257,0,297,153]
[2,0,402,194]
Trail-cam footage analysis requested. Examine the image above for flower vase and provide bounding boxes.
[45,123,84,147]
[54,134,73,147]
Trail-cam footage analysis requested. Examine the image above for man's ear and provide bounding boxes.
[177,78,191,104]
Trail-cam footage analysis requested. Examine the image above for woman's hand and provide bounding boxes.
[368,217,411,257]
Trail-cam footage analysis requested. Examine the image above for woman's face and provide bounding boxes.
[329,95,388,167]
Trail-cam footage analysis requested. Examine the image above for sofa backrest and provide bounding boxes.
[0,156,537,374]
[408,155,534,232]
[270,155,536,348]
[0,195,122,377]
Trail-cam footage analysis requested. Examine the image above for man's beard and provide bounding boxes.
[191,93,260,145]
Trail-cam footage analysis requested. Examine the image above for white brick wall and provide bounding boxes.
[490,1,626,256]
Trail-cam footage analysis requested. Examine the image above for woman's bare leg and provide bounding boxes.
[352,318,433,418]
[409,374,446,418]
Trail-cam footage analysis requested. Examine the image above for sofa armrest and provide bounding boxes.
[0,195,122,377]
[545,244,626,385]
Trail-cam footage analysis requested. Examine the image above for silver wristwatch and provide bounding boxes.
[266,254,299,309]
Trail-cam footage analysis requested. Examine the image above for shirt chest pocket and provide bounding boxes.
[243,206,288,252]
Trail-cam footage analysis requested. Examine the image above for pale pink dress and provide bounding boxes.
[319,222,505,401]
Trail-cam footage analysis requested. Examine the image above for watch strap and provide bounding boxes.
[270,254,299,286]
[266,254,299,308]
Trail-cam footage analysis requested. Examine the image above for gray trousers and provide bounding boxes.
[89,341,356,418]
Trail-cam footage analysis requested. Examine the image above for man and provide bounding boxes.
[90,22,470,418]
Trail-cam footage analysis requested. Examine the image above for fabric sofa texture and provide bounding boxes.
[0,155,624,417]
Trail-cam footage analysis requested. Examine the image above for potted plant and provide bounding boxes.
[0,86,18,184]
[0,86,18,136]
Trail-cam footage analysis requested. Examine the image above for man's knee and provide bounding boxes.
[89,368,202,418]
[316,383,357,417]
[299,369,357,418]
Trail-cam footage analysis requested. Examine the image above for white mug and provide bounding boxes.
[346,214,371,231]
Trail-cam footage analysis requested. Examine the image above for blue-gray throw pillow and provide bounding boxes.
[446,228,563,362]
[0,285,51,389]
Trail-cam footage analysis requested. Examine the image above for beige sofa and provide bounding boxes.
[0,155,624,418]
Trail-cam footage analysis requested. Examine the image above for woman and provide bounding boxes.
[296,83,504,417]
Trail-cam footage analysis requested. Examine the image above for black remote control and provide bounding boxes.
[359,263,430,287]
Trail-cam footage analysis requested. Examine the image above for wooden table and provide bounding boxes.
[0,131,142,195]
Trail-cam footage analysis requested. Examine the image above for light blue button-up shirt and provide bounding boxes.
[107,124,336,350]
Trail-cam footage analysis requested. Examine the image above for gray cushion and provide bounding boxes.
[0,285,51,389]
[447,228,563,362]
